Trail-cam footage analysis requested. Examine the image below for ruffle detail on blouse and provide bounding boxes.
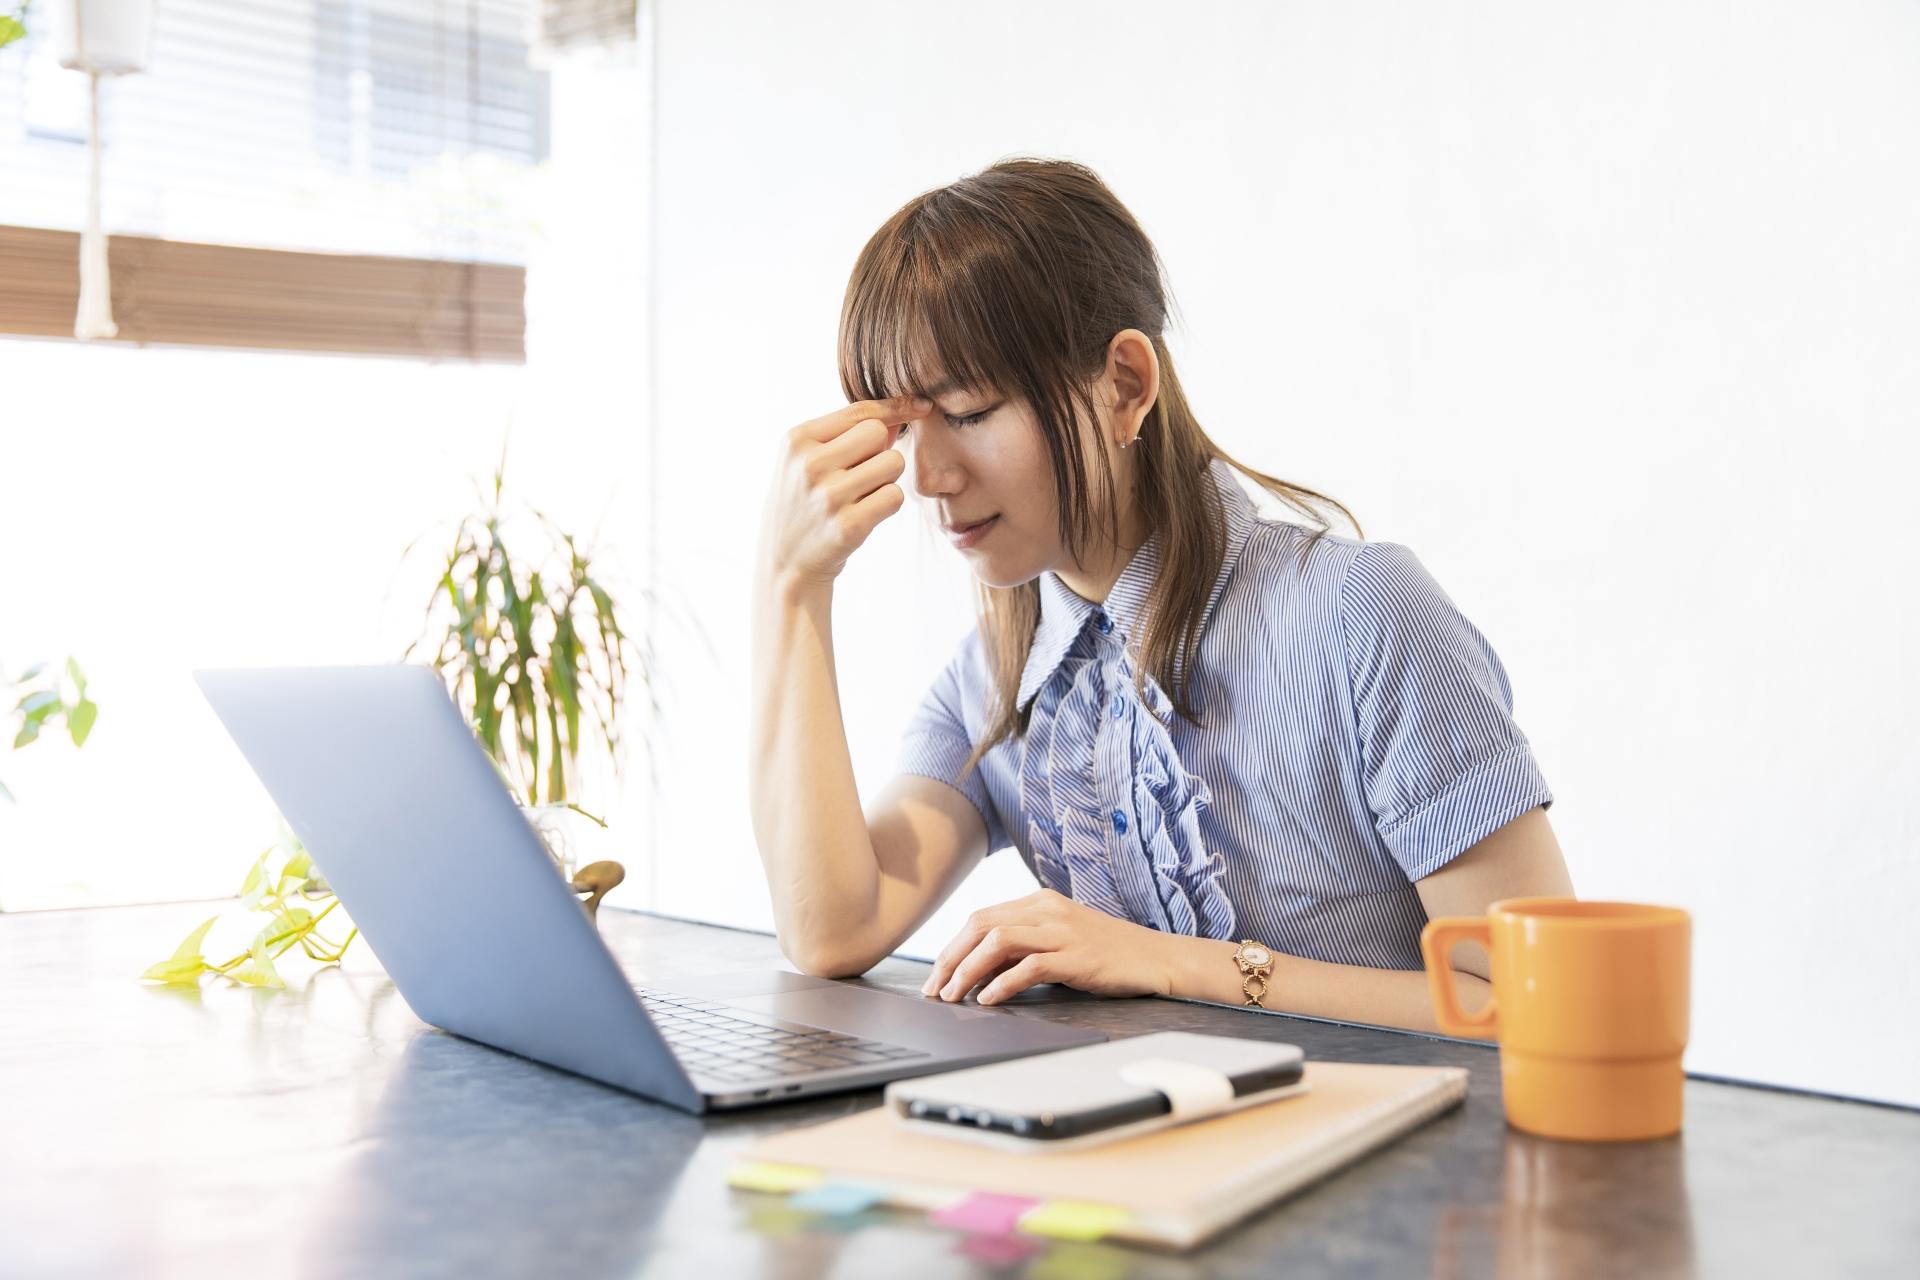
[1018,628,1237,940]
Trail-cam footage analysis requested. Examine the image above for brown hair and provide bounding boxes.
[838,157,1362,781]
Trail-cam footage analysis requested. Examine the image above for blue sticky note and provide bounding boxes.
[789,1180,887,1215]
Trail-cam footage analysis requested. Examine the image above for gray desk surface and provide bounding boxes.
[3,900,1916,1279]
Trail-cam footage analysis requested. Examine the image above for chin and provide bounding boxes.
[970,559,1044,592]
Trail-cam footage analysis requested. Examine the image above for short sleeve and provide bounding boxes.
[1338,541,1554,881]
[896,633,1011,854]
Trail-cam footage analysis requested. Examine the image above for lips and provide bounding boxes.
[945,514,999,549]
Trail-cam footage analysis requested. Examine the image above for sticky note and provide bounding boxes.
[789,1180,887,1215]
[742,1205,819,1238]
[1028,1241,1133,1280]
[1017,1199,1132,1241]
[956,1232,1045,1266]
[727,1161,824,1194]
[931,1191,1041,1235]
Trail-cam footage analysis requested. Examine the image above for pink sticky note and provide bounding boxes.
[931,1191,1042,1236]
[956,1232,1045,1266]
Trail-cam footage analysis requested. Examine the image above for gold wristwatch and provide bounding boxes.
[1233,939,1274,1008]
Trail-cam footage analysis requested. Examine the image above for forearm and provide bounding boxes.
[747,564,882,973]
[1161,935,1495,1042]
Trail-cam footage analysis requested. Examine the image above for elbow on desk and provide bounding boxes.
[778,929,884,981]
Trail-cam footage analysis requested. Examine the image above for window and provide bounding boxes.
[0,0,551,359]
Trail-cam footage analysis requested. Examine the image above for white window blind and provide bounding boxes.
[0,0,550,267]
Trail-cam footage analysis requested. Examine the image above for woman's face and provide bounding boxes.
[892,379,1067,590]
[893,374,1137,594]
[887,333,1153,597]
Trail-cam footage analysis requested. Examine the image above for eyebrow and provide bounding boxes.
[919,377,984,403]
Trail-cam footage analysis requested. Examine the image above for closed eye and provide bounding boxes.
[899,402,998,437]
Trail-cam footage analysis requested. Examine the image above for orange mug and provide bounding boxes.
[1421,898,1691,1142]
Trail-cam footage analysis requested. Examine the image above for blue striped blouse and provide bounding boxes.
[897,457,1554,971]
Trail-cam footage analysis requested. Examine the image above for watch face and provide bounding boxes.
[1241,944,1271,967]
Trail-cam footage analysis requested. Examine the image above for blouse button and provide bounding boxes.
[1095,610,1114,635]
[1110,808,1128,834]
[1111,693,1125,719]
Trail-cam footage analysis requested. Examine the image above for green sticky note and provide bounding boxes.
[727,1161,824,1194]
[1018,1199,1132,1242]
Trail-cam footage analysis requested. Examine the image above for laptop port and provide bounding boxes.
[783,1084,802,1094]
[752,1088,771,1098]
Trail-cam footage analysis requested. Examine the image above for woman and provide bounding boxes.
[749,157,1573,1037]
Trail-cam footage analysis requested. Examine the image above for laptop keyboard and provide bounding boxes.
[633,986,929,1084]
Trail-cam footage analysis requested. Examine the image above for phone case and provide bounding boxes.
[885,1031,1309,1154]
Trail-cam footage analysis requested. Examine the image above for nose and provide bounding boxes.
[905,418,964,503]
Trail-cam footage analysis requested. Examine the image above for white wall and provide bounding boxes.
[639,0,1920,1106]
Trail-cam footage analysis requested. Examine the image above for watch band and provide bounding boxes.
[1234,938,1274,1009]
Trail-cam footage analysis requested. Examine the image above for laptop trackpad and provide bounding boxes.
[654,969,841,1000]
[727,986,1001,1042]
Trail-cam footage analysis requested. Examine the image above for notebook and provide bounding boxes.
[732,1059,1469,1251]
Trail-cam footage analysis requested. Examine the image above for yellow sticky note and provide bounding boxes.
[727,1161,825,1194]
[1017,1199,1132,1241]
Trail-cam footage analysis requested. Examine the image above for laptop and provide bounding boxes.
[195,664,1104,1114]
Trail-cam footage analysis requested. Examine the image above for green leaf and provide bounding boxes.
[0,776,13,803]
[139,956,211,984]
[14,662,45,684]
[64,657,87,696]
[172,915,222,961]
[67,698,97,747]
[228,931,285,988]
[0,17,24,50]
[139,915,220,984]
[13,721,40,749]
[256,906,313,949]
[237,850,270,906]
[275,848,313,897]
[545,691,564,802]
[16,690,58,715]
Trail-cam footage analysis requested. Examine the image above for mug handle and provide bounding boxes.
[1421,917,1498,1038]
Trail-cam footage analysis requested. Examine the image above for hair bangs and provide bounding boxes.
[838,209,1021,408]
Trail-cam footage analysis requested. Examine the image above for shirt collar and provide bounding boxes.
[1016,457,1257,713]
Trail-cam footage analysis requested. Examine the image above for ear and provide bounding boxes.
[1102,328,1160,447]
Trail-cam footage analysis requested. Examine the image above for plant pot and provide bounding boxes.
[523,802,590,882]
[522,803,625,921]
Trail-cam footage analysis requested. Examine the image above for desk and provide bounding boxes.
[2,901,1915,1278]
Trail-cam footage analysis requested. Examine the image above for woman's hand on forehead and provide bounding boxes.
[795,395,929,444]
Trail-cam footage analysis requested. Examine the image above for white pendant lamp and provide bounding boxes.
[49,0,155,341]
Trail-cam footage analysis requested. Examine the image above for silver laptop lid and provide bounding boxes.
[196,664,700,1111]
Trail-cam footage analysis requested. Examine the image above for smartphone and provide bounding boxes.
[885,1031,1308,1154]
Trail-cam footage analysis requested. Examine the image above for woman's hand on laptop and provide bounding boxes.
[920,888,1178,1005]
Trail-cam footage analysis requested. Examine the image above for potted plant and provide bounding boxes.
[142,454,658,987]
[402,454,655,883]
[3,657,98,804]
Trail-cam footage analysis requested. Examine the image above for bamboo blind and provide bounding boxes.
[0,225,525,362]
